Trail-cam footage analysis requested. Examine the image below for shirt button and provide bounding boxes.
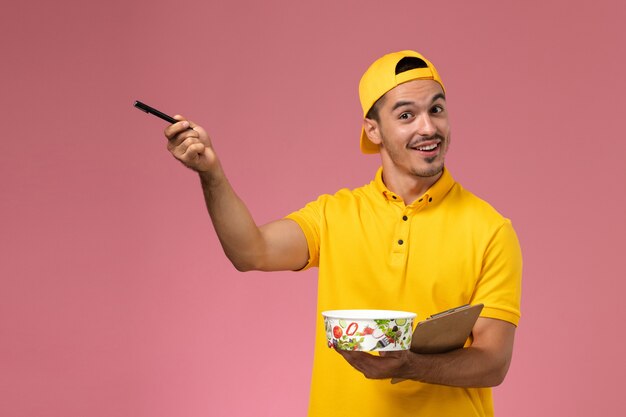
[398,239,404,245]
[402,215,408,221]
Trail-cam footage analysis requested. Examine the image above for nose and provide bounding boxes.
[415,113,436,137]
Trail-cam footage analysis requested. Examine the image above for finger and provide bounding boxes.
[336,350,364,368]
[379,351,402,358]
[175,115,199,130]
[164,119,191,140]
[337,349,406,379]
[171,114,204,132]
[337,350,381,377]
[182,142,206,160]
[336,350,372,365]
[177,116,210,139]
[170,136,201,159]
[167,128,200,149]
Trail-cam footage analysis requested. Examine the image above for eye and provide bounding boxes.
[399,112,413,120]
[430,105,445,114]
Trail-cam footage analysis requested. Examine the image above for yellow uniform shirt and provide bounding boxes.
[286,168,522,417]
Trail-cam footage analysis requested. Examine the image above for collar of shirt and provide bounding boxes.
[373,166,456,208]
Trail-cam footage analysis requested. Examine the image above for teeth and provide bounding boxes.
[416,143,438,151]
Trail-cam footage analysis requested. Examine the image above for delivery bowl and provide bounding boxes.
[322,310,416,351]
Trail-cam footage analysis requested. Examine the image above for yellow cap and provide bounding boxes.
[359,50,445,154]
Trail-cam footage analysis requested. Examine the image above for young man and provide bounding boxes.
[165,50,522,417]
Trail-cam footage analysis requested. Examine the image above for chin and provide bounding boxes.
[411,163,444,178]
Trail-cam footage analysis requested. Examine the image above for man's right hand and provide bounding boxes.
[165,115,217,173]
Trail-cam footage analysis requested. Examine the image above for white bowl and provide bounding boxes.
[322,310,416,351]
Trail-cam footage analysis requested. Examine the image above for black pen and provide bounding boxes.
[134,100,179,124]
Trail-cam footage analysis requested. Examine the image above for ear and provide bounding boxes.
[363,118,382,145]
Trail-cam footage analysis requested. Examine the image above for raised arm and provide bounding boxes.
[165,117,309,272]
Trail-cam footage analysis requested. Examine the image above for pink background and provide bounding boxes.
[1,0,625,416]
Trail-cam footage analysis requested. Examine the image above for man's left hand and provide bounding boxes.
[334,318,516,388]
[335,349,413,380]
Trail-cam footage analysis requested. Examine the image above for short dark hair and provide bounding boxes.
[365,57,429,121]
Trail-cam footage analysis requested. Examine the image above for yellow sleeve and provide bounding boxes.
[285,196,325,269]
[472,219,523,326]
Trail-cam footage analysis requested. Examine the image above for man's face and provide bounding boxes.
[364,80,450,179]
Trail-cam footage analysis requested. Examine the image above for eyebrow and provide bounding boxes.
[391,93,446,112]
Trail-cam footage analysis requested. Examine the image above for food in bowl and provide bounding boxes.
[322,310,416,351]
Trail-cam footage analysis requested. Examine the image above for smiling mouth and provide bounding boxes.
[415,143,438,151]
[409,141,441,152]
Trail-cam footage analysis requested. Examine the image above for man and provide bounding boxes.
[164,50,522,417]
